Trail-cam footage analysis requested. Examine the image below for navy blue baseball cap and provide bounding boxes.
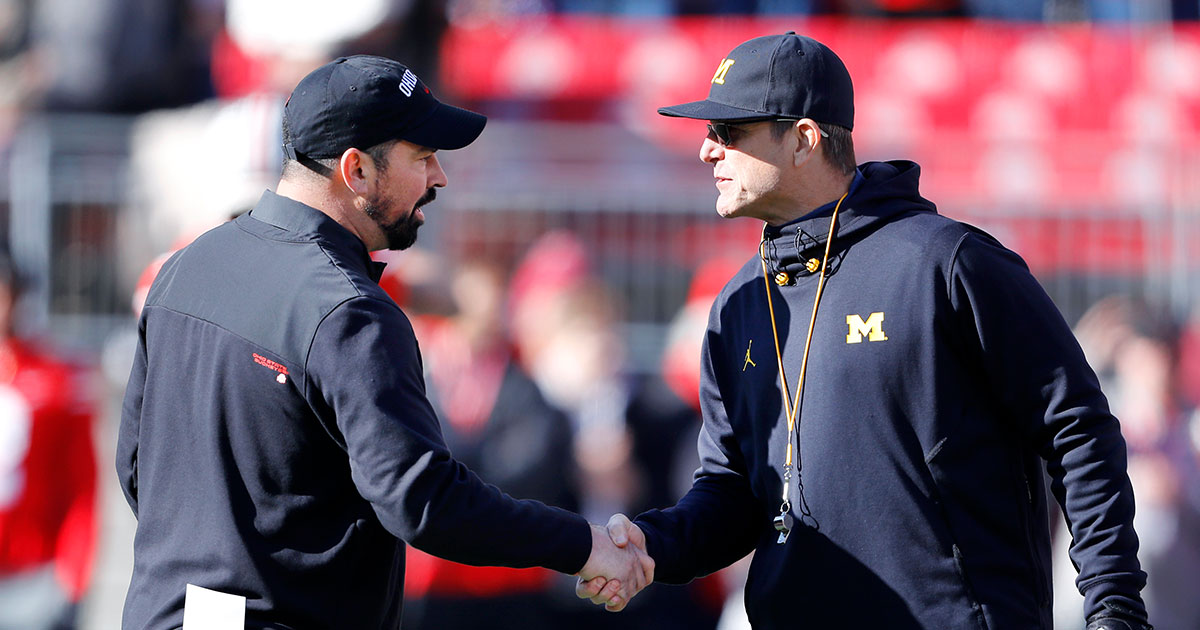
[283,55,486,162]
[659,32,854,129]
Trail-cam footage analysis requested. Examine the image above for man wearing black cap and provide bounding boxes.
[118,56,651,629]
[579,33,1151,629]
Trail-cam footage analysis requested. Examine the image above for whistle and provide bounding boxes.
[773,512,793,544]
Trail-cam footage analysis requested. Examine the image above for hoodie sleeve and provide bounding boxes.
[945,229,1147,622]
[634,302,763,583]
[306,296,591,575]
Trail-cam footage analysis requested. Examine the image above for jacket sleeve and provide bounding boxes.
[946,229,1147,621]
[305,296,591,575]
[634,305,763,583]
[117,316,147,517]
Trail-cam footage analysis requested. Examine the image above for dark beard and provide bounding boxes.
[365,188,435,251]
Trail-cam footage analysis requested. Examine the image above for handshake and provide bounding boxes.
[574,514,654,612]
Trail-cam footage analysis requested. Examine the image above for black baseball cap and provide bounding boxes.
[658,32,854,129]
[282,55,486,163]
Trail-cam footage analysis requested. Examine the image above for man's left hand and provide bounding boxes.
[574,514,654,611]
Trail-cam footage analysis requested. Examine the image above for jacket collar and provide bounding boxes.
[245,190,387,282]
[761,169,864,281]
[761,161,935,282]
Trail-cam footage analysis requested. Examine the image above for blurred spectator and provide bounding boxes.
[129,252,175,320]
[448,0,553,25]
[401,258,578,630]
[0,0,36,144]
[0,253,98,630]
[1040,0,1182,20]
[658,254,745,514]
[661,255,744,418]
[1175,0,1200,19]
[557,0,674,15]
[1074,295,1143,388]
[833,0,964,17]
[753,0,820,13]
[221,0,447,95]
[1084,0,1171,21]
[446,0,1200,16]
[1054,296,1200,629]
[30,0,218,113]
[963,0,1044,19]
[354,0,453,91]
[1175,303,1200,411]
[508,231,721,629]
[0,0,30,62]
[518,283,636,521]
[671,0,757,14]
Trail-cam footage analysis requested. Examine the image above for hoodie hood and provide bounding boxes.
[762,160,937,282]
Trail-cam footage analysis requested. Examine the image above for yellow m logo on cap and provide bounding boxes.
[847,312,887,343]
[711,58,735,85]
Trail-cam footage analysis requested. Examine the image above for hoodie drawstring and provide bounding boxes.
[759,191,848,544]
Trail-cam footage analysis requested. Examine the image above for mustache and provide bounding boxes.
[415,188,437,209]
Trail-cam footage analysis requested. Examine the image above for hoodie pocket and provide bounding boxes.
[950,543,989,630]
[924,449,989,630]
[1014,459,1051,606]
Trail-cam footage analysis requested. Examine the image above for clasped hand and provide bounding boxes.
[574,514,654,612]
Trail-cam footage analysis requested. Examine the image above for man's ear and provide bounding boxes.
[338,148,371,196]
[793,118,823,167]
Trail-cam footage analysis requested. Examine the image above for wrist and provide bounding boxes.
[578,523,606,576]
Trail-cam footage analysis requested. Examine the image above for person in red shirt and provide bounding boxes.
[0,254,98,630]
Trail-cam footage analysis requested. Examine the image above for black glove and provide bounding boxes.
[1086,602,1153,630]
[1087,619,1152,630]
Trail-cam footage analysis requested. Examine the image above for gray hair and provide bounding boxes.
[771,120,856,176]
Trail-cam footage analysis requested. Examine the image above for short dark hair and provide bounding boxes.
[281,115,397,179]
[771,120,856,176]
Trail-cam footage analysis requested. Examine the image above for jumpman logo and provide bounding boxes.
[743,340,757,371]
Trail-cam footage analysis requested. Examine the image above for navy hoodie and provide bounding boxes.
[635,161,1147,629]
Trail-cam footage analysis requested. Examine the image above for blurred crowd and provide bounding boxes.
[2,0,1199,140]
[2,0,1200,629]
[0,254,98,630]
[383,232,732,629]
[1055,296,1200,629]
[457,0,1200,21]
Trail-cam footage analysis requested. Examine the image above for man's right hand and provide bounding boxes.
[575,514,653,611]
[574,514,654,611]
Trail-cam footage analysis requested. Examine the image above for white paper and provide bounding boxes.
[182,584,245,630]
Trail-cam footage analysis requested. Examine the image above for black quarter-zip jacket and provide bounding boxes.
[635,161,1148,629]
[118,191,591,629]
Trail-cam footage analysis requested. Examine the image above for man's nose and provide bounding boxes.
[700,137,723,164]
[429,154,448,188]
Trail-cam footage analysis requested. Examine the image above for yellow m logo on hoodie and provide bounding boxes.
[847,312,888,343]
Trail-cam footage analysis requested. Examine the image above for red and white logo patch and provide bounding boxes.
[253,353,289,384]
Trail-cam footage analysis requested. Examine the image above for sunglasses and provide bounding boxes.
[706,118,829,147]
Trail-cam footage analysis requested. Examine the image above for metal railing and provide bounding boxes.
[3,114,1199,369]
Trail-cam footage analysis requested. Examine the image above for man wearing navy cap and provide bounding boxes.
[578,33,1151,629]
[119,56,651,629]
